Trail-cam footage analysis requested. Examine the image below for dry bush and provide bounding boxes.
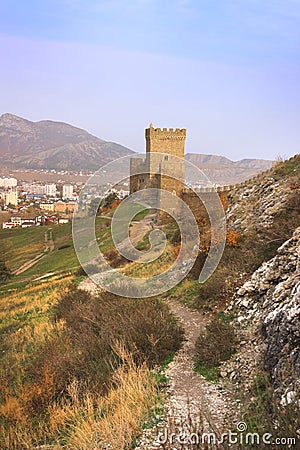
[104,247,129,268]
[195,315,237,372]
[0,285,183,448]
[58,350,159,450]
[55,286,183,369]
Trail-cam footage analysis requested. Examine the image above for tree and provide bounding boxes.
[89,198,101,216]
[101,192,118,209]
[0,261,12,284]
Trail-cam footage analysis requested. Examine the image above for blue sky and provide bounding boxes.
[0,0,299,160]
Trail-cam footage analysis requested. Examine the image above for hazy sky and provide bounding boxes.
[0,0,299,160]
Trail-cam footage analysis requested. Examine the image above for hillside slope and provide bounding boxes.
[0,113,133,170]
[228,228,300,405]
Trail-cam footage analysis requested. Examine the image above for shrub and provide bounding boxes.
[22,286,183,415]
[242,370,300,447]
[104,247,129,267]
[195,315,237,379]
[0,261,12,284]
[273,155,300,179]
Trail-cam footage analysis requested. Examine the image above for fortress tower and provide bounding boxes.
[145,123,186,162]
[130,123,186,196]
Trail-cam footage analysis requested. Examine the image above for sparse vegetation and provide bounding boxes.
[195,315,237,381]
[189,155,300,311]
[0,281,183,448]
[1,155,299,447]
[0,261,12,284]
[241,370,300,449]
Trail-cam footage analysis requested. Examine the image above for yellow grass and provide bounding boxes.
[2,350,159,450]
[0,277,162,449]
[123,243,176,278]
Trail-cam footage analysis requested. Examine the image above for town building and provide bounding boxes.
[62,184,74,199]
[54,201,76,214]
[45,184,56,197]
[0,188,18,206]
[40,203,55,212]
[0,177,17,187]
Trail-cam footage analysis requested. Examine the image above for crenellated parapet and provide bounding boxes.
[145,123,186,142]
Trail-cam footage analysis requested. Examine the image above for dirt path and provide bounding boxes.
[129,211,157,246]
[12,253,46,276]
[79,214,240,448]
[13,229,55,276]
[136,299,239,449]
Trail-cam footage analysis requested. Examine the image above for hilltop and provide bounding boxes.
[186,153,274,185]
[0,113,134,170]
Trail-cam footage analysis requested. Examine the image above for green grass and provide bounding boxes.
[132,208,149,221]
[273,155,300,179]
[194,363,221,382]
[0,217,116,285]
[0,226,49,271]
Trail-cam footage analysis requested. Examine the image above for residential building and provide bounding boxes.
[62,184,74,199]
[2,222,14,229]
[45,184,56,197]
[40,203,55,212]
[54,201,76,214]
[0,177,17,187]
[21,220,35,228]
[58,217,69,224]
[0,188,18,206]
[11,217,22,226]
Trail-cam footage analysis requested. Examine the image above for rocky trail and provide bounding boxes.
[79,276,241,449]
[79,212,242,449]
[135,299,240,450]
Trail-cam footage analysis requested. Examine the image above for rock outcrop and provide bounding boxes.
[228,228,300,404]
[227,176,291,233]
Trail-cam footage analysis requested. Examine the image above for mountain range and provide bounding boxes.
[0,113,133,171]
[0,113,274,184]
[185,153,274,184]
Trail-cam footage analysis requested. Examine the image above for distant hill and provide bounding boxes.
[0,113,134,170]
[185,153,274,185]
[0,114,274,183]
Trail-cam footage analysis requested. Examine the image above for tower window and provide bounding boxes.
[164,155,168,161]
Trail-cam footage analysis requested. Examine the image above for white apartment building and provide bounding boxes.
[0,177,17,187]
[22,183,46,195]
[0,188,18,206]
[45,184,57,197]
[62,184,74,199]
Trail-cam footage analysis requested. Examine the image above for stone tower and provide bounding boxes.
[130,123,186,196]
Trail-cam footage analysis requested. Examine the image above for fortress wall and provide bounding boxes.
[129,157,146,194]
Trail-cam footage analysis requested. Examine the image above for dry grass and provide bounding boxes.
[123,243,176,278]
[2,349,159,450]
[0,281,182,449]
